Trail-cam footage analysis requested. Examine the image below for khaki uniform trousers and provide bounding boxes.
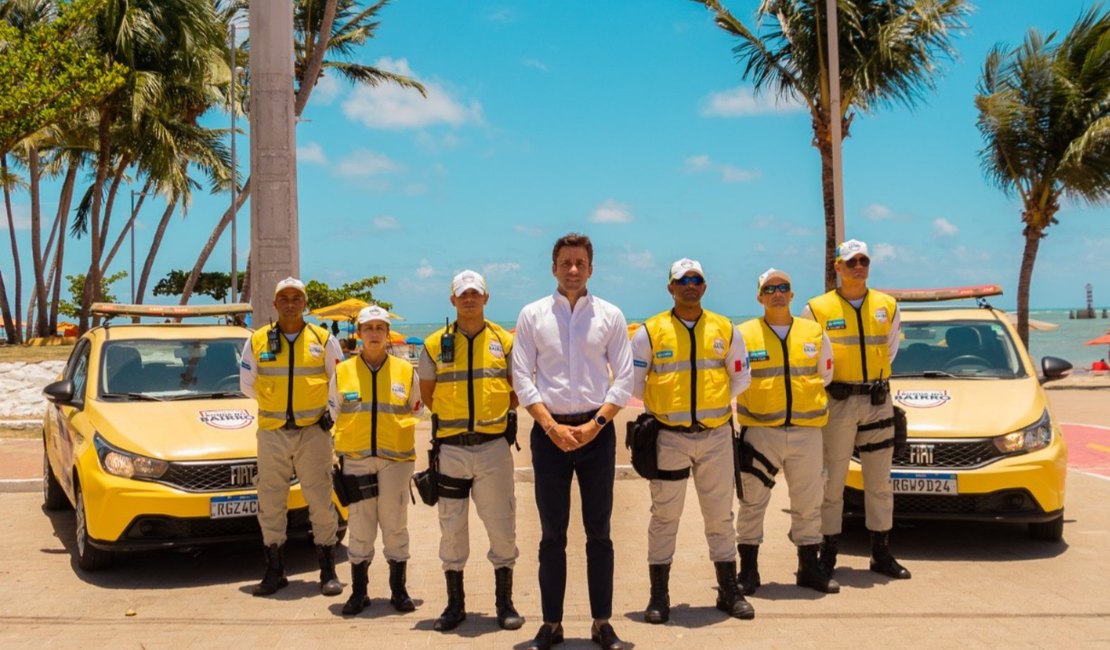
[255,423,338,547]
[648,423,736,565]
[821,394,895,534]
[437,439,519,571]
[735,425,824,546]
[342,455,414,564]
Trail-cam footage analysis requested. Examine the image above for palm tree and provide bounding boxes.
[976,7,1110,347]
[1,154,26,343]
[177,0,425,305]
[694,0,969,289]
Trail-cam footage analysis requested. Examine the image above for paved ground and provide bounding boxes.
[1,391,1108,648]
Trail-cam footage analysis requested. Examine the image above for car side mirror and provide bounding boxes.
[43,379,79,407]
[1040,356,1072,383]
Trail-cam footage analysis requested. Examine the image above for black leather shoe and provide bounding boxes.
[527,624,564,650]
[591,623,625,650]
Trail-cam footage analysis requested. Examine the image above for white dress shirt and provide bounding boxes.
[512,291,634,414]
[630,315,752,399]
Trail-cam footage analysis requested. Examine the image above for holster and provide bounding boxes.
[412,415,441,506]
[870,378,890,406]
[624,412,690,481]
[332,457,379,507]
[504,410,519,450]
[827,383,851,401]
[318,411,335,431]
[893,405,908,457]
[736,427,779,492]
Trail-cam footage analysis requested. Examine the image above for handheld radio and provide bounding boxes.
[267,319,281,354]
[440,318,455,363]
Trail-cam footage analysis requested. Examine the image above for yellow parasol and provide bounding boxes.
[308,298,403,322]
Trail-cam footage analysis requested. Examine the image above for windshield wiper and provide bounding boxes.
[102,392,166,401]
[891,371,959,379]
[163,391,244,401]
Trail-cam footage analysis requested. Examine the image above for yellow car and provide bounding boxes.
[843,286,1070,541]
[41,303,344,570]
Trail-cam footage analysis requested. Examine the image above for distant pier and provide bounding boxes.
[1071,283,1107,319]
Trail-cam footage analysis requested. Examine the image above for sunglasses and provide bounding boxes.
[844,256,871,268]
[674,275,705,287]
[760,283,791,295]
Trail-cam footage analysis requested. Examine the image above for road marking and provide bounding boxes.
[1087,443,1110,454]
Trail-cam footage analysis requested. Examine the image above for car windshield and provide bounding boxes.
[893,318,1027,378]
[100,338,245,399]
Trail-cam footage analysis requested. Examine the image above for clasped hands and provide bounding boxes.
[546,421,600,452]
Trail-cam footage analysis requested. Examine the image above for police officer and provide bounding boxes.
[240,277,343,597]
[631,258,754,623]
[332,305,421,616]
[802,240,911,580]
[735,268,838,595]
[418,270,524,632]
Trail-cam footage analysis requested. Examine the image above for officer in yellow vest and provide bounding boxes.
[240,277,343,597]
[736,268,838,595]
[631,258,754,623]
[418,270,524,632]
[802,240,911,580]
[332,305,421,616]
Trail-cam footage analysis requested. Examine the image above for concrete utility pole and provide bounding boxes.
[248,3,299,325]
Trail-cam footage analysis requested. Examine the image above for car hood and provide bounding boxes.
[89,398,260,461]
[890,376,1047,438]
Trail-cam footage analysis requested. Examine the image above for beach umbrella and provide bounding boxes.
[1084,332,1110,346]
[309,298,404,322]
[405,336,424,345]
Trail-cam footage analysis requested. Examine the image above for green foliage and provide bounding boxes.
[305,276,392,311]
[0,0,126,153]
[60,270,126,317]
[153,269,244,302]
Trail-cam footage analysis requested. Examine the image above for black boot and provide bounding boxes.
[736,544,761,596]
[643,563,670,624]
[869,530,912,579]
[388,559,415,612]
[316,544,343,596]
[494,566,525,630]
[252,543,288,597]
[796,544,840,593]
[342,561,371,615]
[714,561,755,620]
[433,570,466,631]
[819,534,840,578]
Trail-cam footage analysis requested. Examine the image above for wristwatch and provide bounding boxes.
[594,414,608,427]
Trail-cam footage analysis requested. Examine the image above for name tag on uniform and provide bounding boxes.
[826,319,847,331]
[259,352,277,362]
[749,349,769,362]
[342,391,360,402]
[655,350,673,359]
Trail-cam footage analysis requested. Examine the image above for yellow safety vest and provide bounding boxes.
[806,289,897,382]
[250,322,330,431]
[736,318,828,428]
[642,310,734,429]
[423,321,513,438]
[333,355,417,461]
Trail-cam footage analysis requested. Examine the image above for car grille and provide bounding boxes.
[844,487,1043,516]
[155,460,298,493]
[122,508,311,544]
[853,438,1011,469]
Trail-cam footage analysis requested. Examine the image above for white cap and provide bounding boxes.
[758,267,792,288]
[274,277,306,297]
[451,270,487,296]
[357,305,392,325]
[669,258,705,282]
[836,239,869,262]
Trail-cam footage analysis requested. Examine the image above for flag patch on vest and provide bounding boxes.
[875,307,889,323]
[259,352,276,362]
[803,342,818,357]
[391,382,407,400]
[713,338,726,356]
[749,349,769,362]
[342,391,360,402]
[655,350,673,359]
[489,340,504,359]
[826,319,847,331]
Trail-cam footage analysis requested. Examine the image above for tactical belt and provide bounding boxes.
[744,445,780,489]
[858,417,895,432]
[856,416,896,453]
[437,474,474,499]
[438,432,505,447]
[552,411,598,426]
[663,422,711,433]
[828,382,877,396]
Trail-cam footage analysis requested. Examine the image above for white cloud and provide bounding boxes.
[684,154,712,172]
[685,154,759,184]
[523,58,548,72]
[416,259,435,279]
[486,8,516,24]
[297,142,327,165]
[482,262,521,277]
[335,149,401,178]
[720,165,760,183]
[700,87,805,117]
[374,215,400,230]
[871,242,897,263]
[310,73,342,106]
[933,217,959,237]
[342,57,483,130]
[619,249,655,269]
[864,203,893,220]
[591,199,633,224]
[0,206,29,231]
[514,224,545,237]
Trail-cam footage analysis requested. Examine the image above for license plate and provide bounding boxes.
[889,472,957,495]
[210,494,259,519]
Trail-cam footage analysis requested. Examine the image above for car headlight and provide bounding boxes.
[94,433,169,479]
[994,411,1053,454]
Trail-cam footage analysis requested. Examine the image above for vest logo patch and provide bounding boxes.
[342,391,360,402]
[308,343,324,358]
[198,409,254,430]
[749,349,769,362]
[259,352,276,362]
[656,350,673,359]
[713,338,726,356]
[803,342,818,357]
[391,382,407,400]
[826,319,847,331]
[875,307,889,323]
[489,340,504,359]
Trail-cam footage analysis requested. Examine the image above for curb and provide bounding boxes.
[0,479,40,494]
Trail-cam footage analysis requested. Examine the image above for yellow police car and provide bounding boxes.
[41,303,342,570]
[843,285,1070,541]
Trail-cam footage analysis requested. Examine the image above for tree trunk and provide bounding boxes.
[241,253,252,303]
[1016,225,1042,349]
[48,161,78,333]
[2,154,22,344]
[135,197,178,306]
[814,113,838,292]
[179,177,251,304]
[80,106,114,333]
[0,270,14,343]
[28,148,50,338]
[26,198,63,338]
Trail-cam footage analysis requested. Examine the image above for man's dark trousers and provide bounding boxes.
[530,421,616,623]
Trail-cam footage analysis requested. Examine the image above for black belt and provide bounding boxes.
[828,382,877,396]
[438,432,505,447]
[663,422,711,433]
[551,410,598,426]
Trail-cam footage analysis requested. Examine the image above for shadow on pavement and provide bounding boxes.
[837,518,1069,563]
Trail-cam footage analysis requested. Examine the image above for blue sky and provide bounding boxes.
[4,1,1109,323]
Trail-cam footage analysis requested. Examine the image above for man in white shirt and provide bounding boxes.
[512,233,634,650]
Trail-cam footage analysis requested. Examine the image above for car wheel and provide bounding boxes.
[42,444,71,511]
[74,482,114,570]
[1028,514,1064,542]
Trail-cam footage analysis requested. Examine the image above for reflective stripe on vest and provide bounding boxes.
[423,321,513,438]
[250,323,330,430]
[736,318,828,428]
[333,355,417,461]
[806,289,897,382]
[642,310,734,430]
